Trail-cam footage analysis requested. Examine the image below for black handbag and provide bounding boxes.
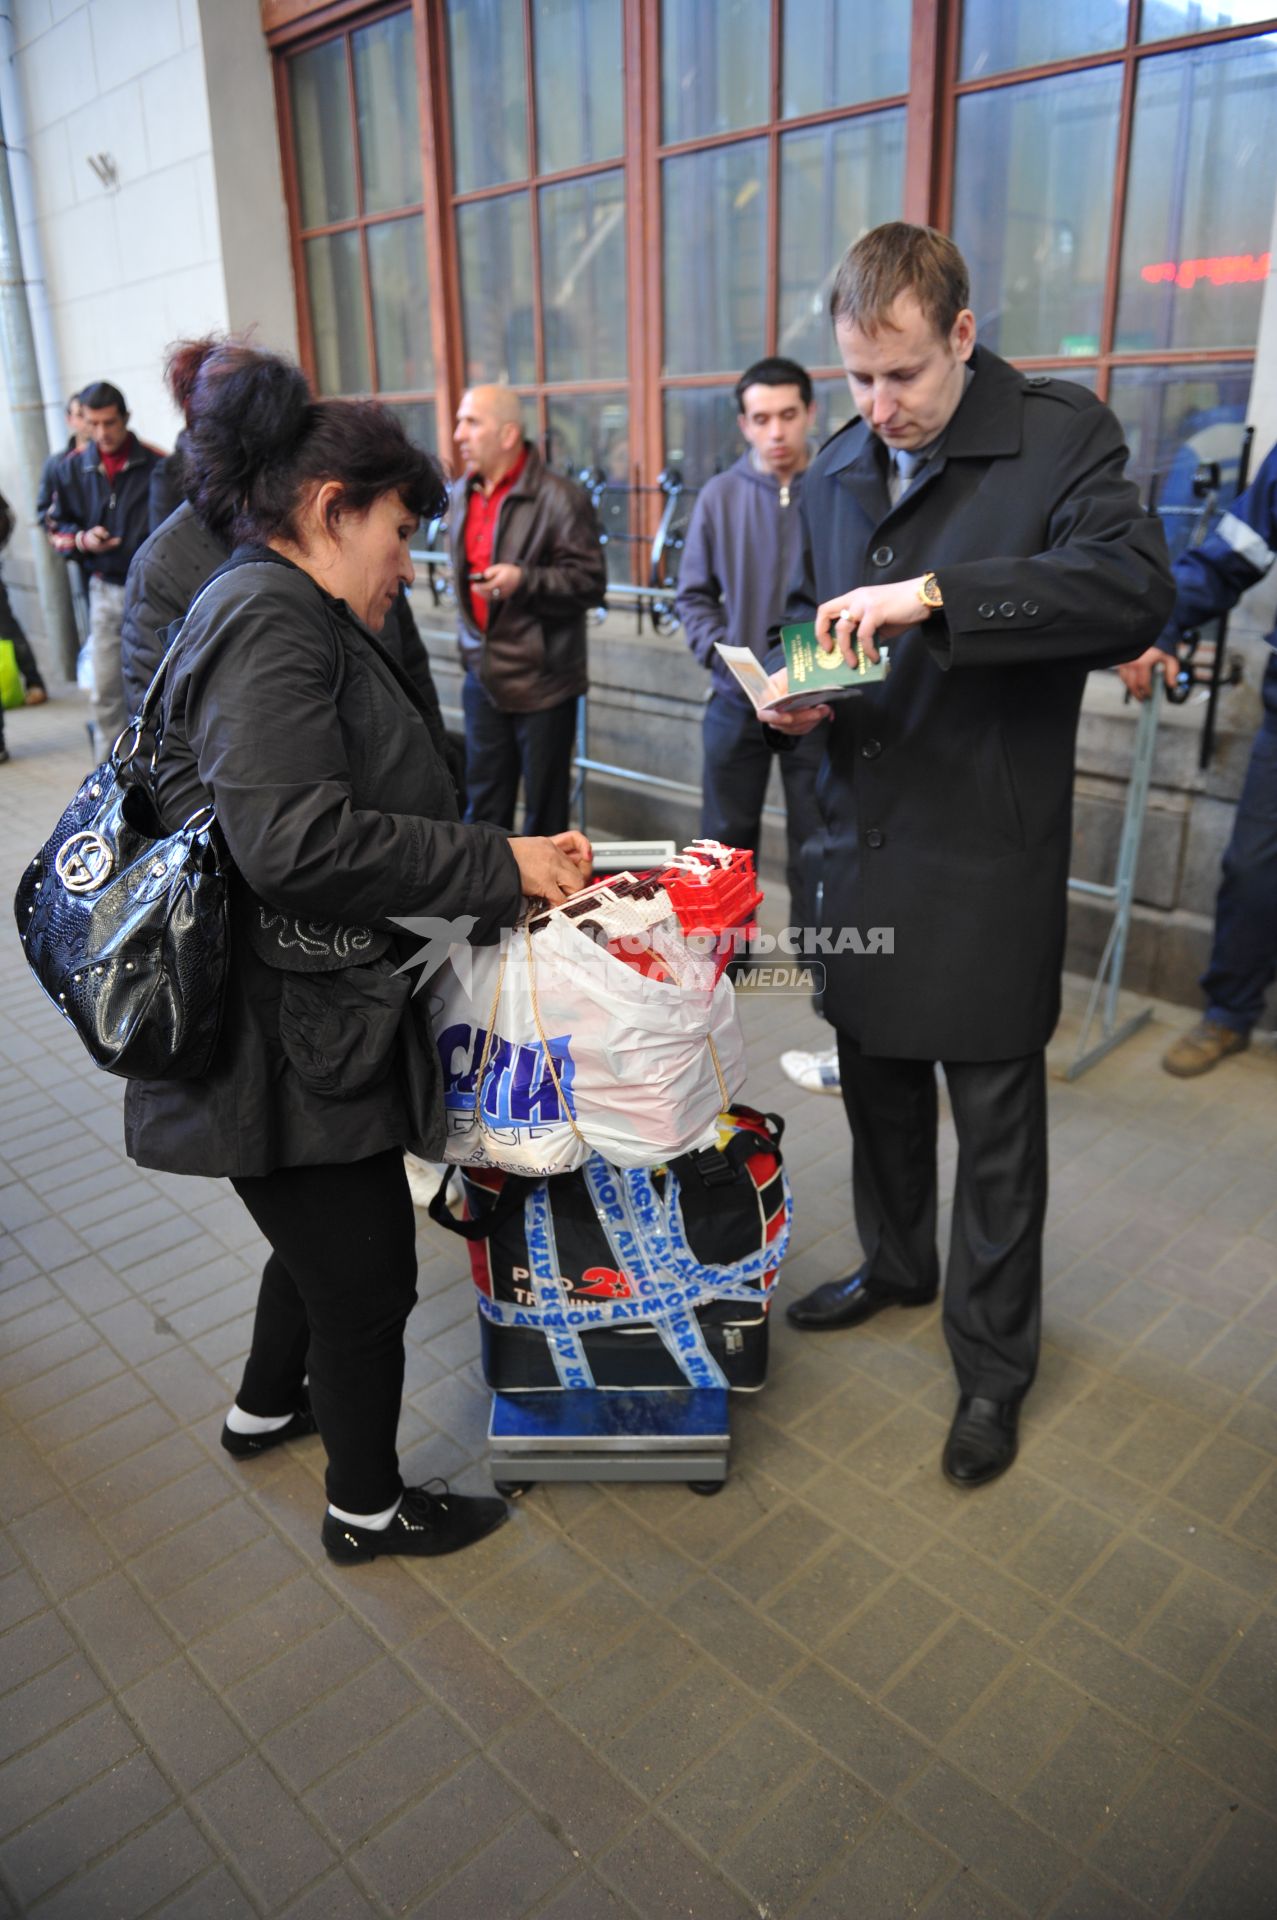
[13,601,229,1081]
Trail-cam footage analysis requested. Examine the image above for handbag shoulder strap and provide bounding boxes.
[133,563,238,733]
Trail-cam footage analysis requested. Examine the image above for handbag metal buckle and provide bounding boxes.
[112,723,146,772]
[55,831,115,893]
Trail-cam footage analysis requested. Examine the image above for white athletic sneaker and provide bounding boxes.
[779,1044,841,1095]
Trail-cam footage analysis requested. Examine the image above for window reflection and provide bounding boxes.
[546,393,632,580]
[953,67,1122,358]
[663,141,768,375]
[662,0,770,142]
[1140,1,1277,41]
[457,193,536,386]
[778,112,906,367]
[385,399,438,457]
[960,0,1126,79]
[810,375,857,451]
[663,387,742,487]
[540,173,627,383]
[368,216,433,392]
[447,0,528,192]
[781,0,909,116]
[547,393,630,481]
[1108,363,1253,546]
[305,232,371,394]
[534,0,624,171]
[1116,37,1277,353]
[353,12,422,215]
[290,39,357,228]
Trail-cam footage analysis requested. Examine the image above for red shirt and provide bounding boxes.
[463,448,527,631]
[99,434,135,485]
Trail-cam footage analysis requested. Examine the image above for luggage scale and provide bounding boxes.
[488,1385,730,1496]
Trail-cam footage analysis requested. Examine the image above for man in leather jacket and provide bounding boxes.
[46,381,159,755]
[449,385,606,833]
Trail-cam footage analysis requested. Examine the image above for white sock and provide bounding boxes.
[327,1497,402,1531]
[225,1403,294,1435]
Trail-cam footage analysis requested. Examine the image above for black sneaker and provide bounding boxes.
[220,1389,317,1458]
[321,1482,509,1564]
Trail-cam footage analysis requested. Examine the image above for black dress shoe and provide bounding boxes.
[321,1483,509,1564]
[942,1395,1020,1489]
[785,1269,935,1331]
[221,1390,318,1458]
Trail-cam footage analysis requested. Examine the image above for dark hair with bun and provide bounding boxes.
[164,335,222,424]
[184,343,446,548]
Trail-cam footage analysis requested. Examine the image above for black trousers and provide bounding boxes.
[835,1034,1047,1403]
[462,670,578,834]
[231,1149,418,1513]
[700,691,826,926]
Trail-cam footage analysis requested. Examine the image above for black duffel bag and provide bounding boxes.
[431,1106,791,1392]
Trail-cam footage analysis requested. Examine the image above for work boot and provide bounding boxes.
[1162,1018,1249,1078]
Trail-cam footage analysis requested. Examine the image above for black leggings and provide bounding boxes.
[231,1149,418,1513]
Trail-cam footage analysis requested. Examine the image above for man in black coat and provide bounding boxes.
[769,224,1175,1488]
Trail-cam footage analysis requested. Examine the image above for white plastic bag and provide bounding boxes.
[431,917,746,1177]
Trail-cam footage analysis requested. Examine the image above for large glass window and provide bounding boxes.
[662,0,770,142]
[540,173,627,383]
[1116,36,1277,352]
[663,387,742,486]
[289,39,356,227]
[782,0,910,117]
[656,0,908,474]
[446,0,528,191]
[533,0,624,172]
[959,0,1127,81]
[457,194,536,387]
[1140,1,1277,41]
[953,68,1122,359]
[276,0,1277,531]
[367,215,433,392]
[447,0,630,500]
[778,111,906,366]
[1108,363,1253,550]
[662,142,769,376]
[304,231,370,395]
[286,11,436,450]
[352,14,422,214]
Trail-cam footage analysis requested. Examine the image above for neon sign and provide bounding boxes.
[1141,252,1270,290]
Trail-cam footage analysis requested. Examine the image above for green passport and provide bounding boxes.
[781,621,890,705]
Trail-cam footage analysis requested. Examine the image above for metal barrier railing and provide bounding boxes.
[412,545,1230,1078]
[411,548,786,829]
[1063,682,1162,1079]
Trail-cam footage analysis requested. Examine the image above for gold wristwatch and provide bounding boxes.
[917,572,943,609]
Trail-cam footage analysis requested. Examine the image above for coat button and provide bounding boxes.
[978,602,996,618]
[870,544,894,568]
[865,828,885,849]
[861,739,882,760]
[1000,601,1017,617]
[1022,600,1039,615]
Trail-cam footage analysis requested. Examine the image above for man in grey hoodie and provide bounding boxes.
[675,358,826,936]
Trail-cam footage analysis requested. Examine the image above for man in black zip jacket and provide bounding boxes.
[47,380,159,754]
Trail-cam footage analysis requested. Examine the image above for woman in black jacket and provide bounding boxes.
[125,345,590,1564]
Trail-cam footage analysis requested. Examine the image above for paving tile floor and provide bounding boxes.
[1,698,1276,1919]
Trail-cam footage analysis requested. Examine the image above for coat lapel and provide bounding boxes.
[827,430,890,533]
